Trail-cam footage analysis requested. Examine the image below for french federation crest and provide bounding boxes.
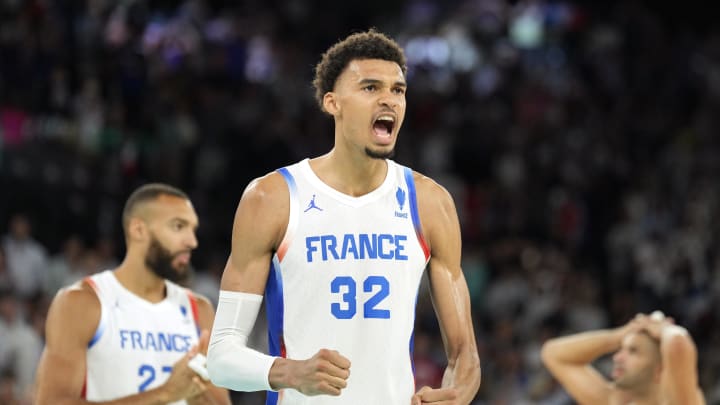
[396,187,406,211]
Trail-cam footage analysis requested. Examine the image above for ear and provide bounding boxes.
[127,217,148,242]
[323,92,340,116]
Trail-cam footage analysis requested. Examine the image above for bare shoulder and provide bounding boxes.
[412,171,455,206]
[411,170,458,223]
[409,171,460,255]
[233,170,291,247]
[240,171,289,209]
[46,281,101,343]
[52,281,100,315]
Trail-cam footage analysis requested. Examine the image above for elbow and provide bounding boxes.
[207,337,228,389]
[207,368,225,390]
[207,359,229,390]
[662,326,696,359]
[540,340,558,369]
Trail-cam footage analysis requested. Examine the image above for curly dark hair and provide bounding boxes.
[312,29,407,112]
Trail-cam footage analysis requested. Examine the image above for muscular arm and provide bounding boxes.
[654,324,704,405]
[540,328,621,405]
[415,175,481,404]
[207,173,351,395]
[35,283,193,405]
[218,173,288,295]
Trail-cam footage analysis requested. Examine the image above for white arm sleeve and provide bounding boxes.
[207,290,278,392]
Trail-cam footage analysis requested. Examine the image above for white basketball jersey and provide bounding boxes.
[266,159,430,405]
[83,270,201,404]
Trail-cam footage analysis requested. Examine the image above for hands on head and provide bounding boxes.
[622,312,676,340]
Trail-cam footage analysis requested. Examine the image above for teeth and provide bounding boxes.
[377,115,394,122]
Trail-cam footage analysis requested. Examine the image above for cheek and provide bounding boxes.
[628,357,649,370]
[396,101,407,116]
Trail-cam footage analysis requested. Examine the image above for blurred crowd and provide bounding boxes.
[2,0,720,404]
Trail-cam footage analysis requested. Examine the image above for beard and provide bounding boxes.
[365,146,395,160]
[612,369,652,390]
[145,236,190,284]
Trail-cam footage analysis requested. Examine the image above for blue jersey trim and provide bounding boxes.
[265,257,285,405]
[403,166,430,259]
[277,167,297,196]
[403,167,421,234]
[88,313,106,348]
[266,257,285,357]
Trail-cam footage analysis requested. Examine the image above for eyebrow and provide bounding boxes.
[358,78,407,88]
[169,217,198,228]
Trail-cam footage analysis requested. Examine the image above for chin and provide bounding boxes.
[175,266,190,278]
[365,146,395,160]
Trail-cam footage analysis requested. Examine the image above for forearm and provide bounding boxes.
[660,325,697,373]
[441,344,481,404]
[207,291,276,392]
[542,328,624,366]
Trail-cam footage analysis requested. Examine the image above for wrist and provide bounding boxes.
[611,326,628,343]
[268,357,295,391]
[153,384,178,404]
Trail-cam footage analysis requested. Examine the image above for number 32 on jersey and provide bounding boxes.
[330,275,390,319]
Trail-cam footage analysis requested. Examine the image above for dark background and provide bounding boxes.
[2,0,720,403]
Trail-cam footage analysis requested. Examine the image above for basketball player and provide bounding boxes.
[35,184,230,405]
[206,29,481,404]
[541,312,705,404]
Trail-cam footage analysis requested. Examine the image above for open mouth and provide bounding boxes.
[174,252,191,265]
[373,114,395,137]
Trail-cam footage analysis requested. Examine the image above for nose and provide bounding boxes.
[378,91,399,109]
[187,231,198,250]
[612,350,624,363]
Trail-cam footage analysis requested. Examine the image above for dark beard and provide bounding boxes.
[145,236,188,284]
[365,146,395,160]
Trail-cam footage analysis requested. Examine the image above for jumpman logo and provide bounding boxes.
[304,194,323,212]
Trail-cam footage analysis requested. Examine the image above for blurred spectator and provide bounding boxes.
[412,332,445,390]
[2,215,47,298]
[44,235,84,296]
[0,370,22,405]
[0,289,43,402]
[0,247,12,290]
[1,0,720,402]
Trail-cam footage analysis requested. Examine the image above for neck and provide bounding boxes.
[616,384,661,405]
[114,254,167,303]
[311,150,388,197]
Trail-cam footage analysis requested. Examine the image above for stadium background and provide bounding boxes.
[1,0,719,403]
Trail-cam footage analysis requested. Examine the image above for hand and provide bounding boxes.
[619,312,675,341]
[636,312,675,340]
[162,330,212,402]
[616,312,652,340]
[411,386,459,404]
[288,349,351,396]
